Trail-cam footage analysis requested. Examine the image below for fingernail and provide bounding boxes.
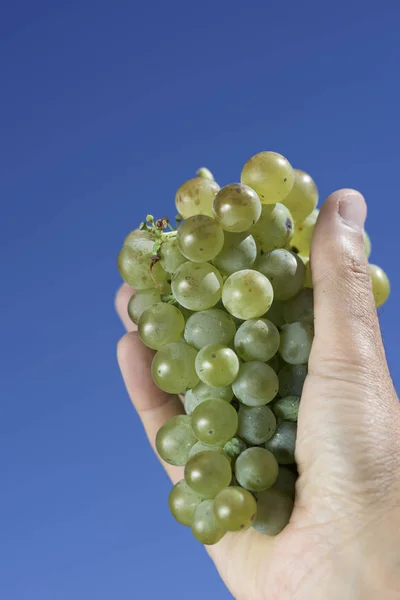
[338,192,366,232]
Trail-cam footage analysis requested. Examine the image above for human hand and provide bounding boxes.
[116,189,400,600]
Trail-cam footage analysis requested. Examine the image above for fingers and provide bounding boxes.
[115,283,136,331]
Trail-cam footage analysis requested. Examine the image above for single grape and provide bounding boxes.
[251,203,294,251]
[184,309,236,350]
[370,264,390,307]
[169,480,204,526]
[232,362,279,406]
[213,183,262,232]
[272,396,300,423]
[191,499,226,545]
[279,322,314,365]
[184,382,234,415]
[291,209,319,255]
[241,151,294,204]
[118,240,168,289]
[281,169,318,222]
[256,249,305,301]
[363,230,372,258]
[124,228,155,245]
[283,288,314,324]
[271,467,297,499]
[213,235,257,276]
[156,415,197,465]
[222,269,274,320]
[253,488,294,536]
[172,261,223,311]
[192,399,238,446]
[235,447,279,492]
[223,436,247,460]
[214,487,257,532]
[238,405,277,445]
[265,421,297,464]
[195,344,239,387]
[152,342,199,393]
[185,451,232,498]
[177,215,224,262]
[159,237,187,273]
[189,441,225,459]
[234,318,280,362]
[221,230,249,248]
[303,257,313,288]
[127,289,161,324]
[139,303,185,350]
[175,177,220,219]
[264,300,286,328]
[196,167,214,180]
[278,363,308,397]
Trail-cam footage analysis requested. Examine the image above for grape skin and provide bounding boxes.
[265,421,297,464]
[156,415,197,466]
[184,382,234,414]
[191,399,239,446]
[233,361,279,406]
[222,269,274,320]
[238,404,277,445]
[127,289,161,325]
[279,322,314,365]
[172,261,223,311]
[152,342,199,393]
[234,318,280,362]
[272,396,300,423]
[139,303,185,350]
[241,151,294,204]
[370,264,390,307]
[253,488,294,536]
[213,235,257,276]
[195,344,240,387]
[185,451,232,498]
[213,183,262,232]
[169,480,205,526]
[256,249,305,302]
[176,177,220,219]
[184,309,236,350]
[214,486,257,531]
[177,215,224,263]
[278,363,308,397]
[118,241,168,290]
[191,499,226,545]
[251,203,294,252]
[281,169,318,222]
[235,447,279,492]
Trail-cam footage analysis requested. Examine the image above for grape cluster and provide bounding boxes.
[118,151,390,545]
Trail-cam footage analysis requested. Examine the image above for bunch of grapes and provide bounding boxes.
[118,151,390,545]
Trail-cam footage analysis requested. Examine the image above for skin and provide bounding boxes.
[115,189,400,600]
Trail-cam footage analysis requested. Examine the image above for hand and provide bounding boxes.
[115,190,400,600]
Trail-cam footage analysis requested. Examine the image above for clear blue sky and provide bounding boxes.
[1,1,399,598]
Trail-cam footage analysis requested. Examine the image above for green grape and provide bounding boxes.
[189,441,225,459]
[241,151,294,204]
[253,488,294,536]
[256,249,305,301]
[196,167,214,180]
[214,487,257,532]
[363,230,372,258]
[156,415,197,465]
[265,421,297,464]
[238,405,277,445]
[213,235,257,276]
[291,209,319,255]
[172,262,223,311]
[152,342,199,393]
[279,322,314,365]
[232,362,278,406]
[235,447,279,492]
[191,499,226,545]
[264,300,286,327]
[184,382,234,415]
[184,309,236,350]
[159,237,187,273]
[192,399,239,445]
[177,215,224,262]
[223,436,247,460]
[283,288,314,324]
[221,230,249,248]
[124,228,155,245]
[300,256,313,288]
[212,183,262,232]
[195,344,239,387]
[370,264,390,307]
[251,203,294,251]
[272,396,300,423]
[175,177,220,219]
[281,169,318,222]
[127,289,161,324]
[168,480,204,526]
[272,466,297,499]
[278,364,308,397]
[222,269,274,320]
[118,240,168,290]
[185,451,232,498]
[139,303,185,350]
[267,353,281,373]
[234,318,280,362]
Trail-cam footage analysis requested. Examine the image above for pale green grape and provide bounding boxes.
[124,228,155,245]
[272,467,297,499]
[272,396,300,423]
[175,177,220,219]
[279,322,314,365]
[118,240,168,289]
[212,183,262,232]
[185,451,232,498]
[214,487,257,532]
[196,167,214,180]
[253,488,294,536]
[251,203,294,251]
[291,209,319,255]
[177,215,224,262]
[152,342,199,393]
[264,300,286,327]
[195,344,239,387]
[232,362,278,406]
[159,237,187,273]
[241,151,294,204]
[168,480,204,526]
[283,288,314,324]
[265,421,297,464]
[127,289,161,324]
[184,382,233,415]
[281,169,318,222]
[184,309,236,350]
[235,447,279,492]
[221,230,249,248]
[234,318,280,362]
[300,256,313,288]
[370,264,390,307]
[278,364,308,397]
[213,235,257,276]
[222,269,274,320]
[189,441,225,459]
[238,405,276,445]
[191,499,226,545]
[267,353,281,373]
[139,303,185,350]
[256,249,305,301]
[156,415,197,465]
[223,437,247,460]
[192,399,238,445]
[363,230,371,258]
[172,262,223,311]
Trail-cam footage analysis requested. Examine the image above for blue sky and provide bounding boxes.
[1,1,399,598]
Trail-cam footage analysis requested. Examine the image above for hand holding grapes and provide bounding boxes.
[116,185,399,599]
